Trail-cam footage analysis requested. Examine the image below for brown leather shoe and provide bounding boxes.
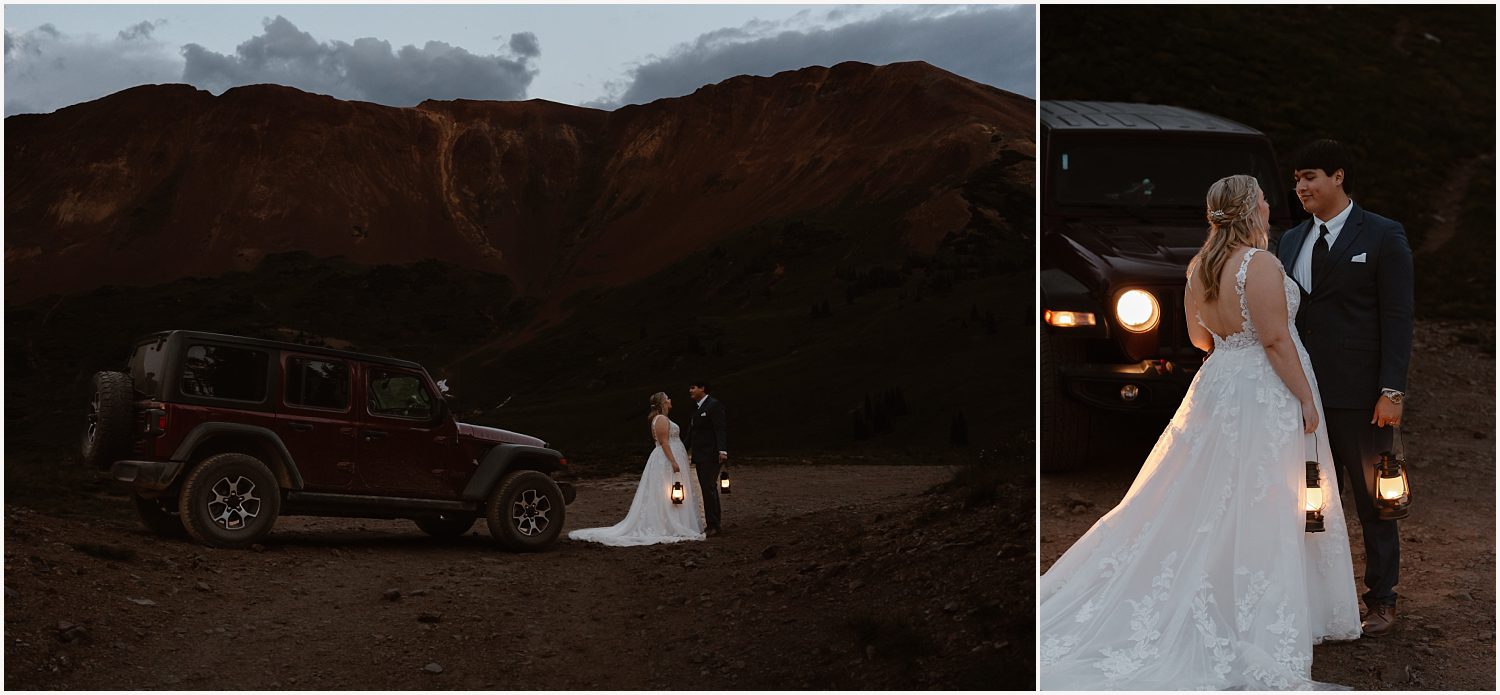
[705,526,721,537]
[1362,603,1397,637]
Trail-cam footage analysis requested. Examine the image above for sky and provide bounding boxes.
[2,4,1035,117]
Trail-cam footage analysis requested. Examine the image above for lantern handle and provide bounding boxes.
[1304,432,1321,465]
[1392,424,1404,461]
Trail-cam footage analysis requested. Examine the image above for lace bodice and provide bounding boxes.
[653,415,682,443]
[1196,248,1300,352]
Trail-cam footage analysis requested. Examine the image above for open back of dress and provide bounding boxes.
[1040,248,1362,690]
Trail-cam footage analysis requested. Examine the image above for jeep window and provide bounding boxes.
[128,337,167,398]
[179,344,269,402]
[286,358,350,411]
[1052,140,1284,213]
[367,369,434,420]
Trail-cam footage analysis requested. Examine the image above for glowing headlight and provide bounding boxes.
[1115,289,1160,333]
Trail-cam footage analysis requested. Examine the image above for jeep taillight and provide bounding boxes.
[145,408,168,436]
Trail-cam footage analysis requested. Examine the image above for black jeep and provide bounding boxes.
[1040,101,1295,471]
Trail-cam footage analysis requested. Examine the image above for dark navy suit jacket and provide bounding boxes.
[1275,203,1414,410]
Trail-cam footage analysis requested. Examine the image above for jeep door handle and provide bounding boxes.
[363,430,388,441]
[287,422,314,432]
[336,461,354,472]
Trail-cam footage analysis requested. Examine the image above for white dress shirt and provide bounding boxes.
[1292,199,1354,291]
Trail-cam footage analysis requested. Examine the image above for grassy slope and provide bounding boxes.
[1042,4,1495,317]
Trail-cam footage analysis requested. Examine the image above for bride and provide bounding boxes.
[569,392,705,546]
[1040,175,1362,689]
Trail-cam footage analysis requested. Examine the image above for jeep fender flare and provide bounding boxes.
[462,445,565,502]
[171,423,306,490]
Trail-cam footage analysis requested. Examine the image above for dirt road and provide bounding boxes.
[6,461,1029,690]
[1041,320,1495,690]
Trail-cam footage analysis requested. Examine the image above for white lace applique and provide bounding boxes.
[1075,596,1100,623]
[1234,568,1272,633]
[1041,634,1080,667]
[1098,522,1152,579]
[1198,479,1234,533]
[1267,598,1306,673]
[1095,552,1179,682]
[1191,573,1235,681]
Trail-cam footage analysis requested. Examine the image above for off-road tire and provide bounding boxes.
[414,513,477,538]
[1041,330,1094,473]
[178,453,281,548]
[82,371,134,469]
[485,470,566,552]
[133,493,188,538]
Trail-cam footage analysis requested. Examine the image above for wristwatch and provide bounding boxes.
[1380,388,1404,405]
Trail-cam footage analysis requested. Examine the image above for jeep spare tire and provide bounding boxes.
[178,453,281,548]
[486,470,566,551]
[82,371,135,469]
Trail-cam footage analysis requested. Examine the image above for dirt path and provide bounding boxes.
[1416,153,1492,256]
[5,462,1027,690]
[1040,320,1495,690]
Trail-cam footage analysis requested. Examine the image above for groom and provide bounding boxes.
[1276,139,1414,638]
[686,380,728,537]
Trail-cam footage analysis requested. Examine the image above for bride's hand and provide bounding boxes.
[1301,400,1319,434]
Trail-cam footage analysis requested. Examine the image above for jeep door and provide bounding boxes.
[276,353,358,490]
[357,366,461,498]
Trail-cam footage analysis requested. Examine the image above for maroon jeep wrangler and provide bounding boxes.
[82,330,575,550]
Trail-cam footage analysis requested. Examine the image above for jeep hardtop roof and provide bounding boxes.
[1042,100,1262,136]
[137,330,426,372]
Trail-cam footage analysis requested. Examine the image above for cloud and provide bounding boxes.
[4,21,180,116]
[509,31,540,59]
[181,16,539,105]
[590,5,1035,108]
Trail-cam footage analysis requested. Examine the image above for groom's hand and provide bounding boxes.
[1371,398,1403,427]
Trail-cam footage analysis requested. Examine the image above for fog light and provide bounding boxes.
[1120,385,1140,402]
[1116,289,1160,333]
[1044,310,1097,328]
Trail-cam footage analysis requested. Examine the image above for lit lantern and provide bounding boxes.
[1305,460,1326,533]
[719,469,731,495]
[671,481,685,505]
[1374,427,1411,521]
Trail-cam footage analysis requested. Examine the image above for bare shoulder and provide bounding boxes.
[1243,249,1287,289]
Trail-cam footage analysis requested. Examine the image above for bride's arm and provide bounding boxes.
[1244,253,1318,433]
[654,416,682,474]
[1183,262,1214,353]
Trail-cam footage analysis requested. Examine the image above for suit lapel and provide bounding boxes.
[1313,204,1367,299]
[1281,219,1313,293]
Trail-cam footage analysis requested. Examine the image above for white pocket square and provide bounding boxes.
[1351,252,1367,263]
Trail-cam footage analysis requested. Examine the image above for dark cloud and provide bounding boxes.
[181,16,539,105]
[509,31,540,59]
[118,20,166,42]
[592,5,1034,108]
[4,21,180,116]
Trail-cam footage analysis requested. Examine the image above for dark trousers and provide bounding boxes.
[1326,408,1400,606]
[694,455,722,529]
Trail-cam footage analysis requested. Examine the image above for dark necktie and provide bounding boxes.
[1311,223,1330,289]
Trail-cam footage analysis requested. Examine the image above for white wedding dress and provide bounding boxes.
[1040,248,1362,690]
[568,415,706,546]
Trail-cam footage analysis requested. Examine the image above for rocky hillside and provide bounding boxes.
[5,60,1032,307]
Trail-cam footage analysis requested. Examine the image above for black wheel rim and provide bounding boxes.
[511,488,552,537]
[207,475,262,531]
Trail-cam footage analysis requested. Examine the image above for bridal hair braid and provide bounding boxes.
[1193,175,1269,302]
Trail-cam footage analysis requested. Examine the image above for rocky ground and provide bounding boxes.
[5,460,1031,690]
[1041,319,1496,690]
